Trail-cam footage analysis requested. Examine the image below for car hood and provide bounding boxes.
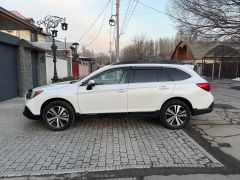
[33,81,73,91]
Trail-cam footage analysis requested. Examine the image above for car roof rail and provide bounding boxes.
[112,59,186,65]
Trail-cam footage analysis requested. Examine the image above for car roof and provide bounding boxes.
[111,60,196,68]
[111,63,193,69]
[78,62,196,84]
[112,60,186,65]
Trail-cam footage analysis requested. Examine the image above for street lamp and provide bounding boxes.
[37,15,68,83]
[70,42,79,60]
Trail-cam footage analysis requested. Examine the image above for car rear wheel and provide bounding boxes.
[42,101,75,131]
[160,100,190,129]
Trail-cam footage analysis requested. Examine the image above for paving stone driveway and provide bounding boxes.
[0,98,224,178]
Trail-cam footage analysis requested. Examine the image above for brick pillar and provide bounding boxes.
[37,52,47,86]
[17,47,33,96]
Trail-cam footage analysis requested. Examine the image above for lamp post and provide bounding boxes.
[37,15,68,83]
[70,42,79,60]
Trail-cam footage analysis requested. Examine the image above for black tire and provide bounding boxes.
[160,99,190,129]
[42,100,75,131]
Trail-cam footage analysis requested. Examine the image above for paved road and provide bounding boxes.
[0,79,239,179]
[3,174,240,180]
[191,79,240,161]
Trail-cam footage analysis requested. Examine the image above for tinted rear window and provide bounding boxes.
[158,70,170,82]
[133,69,158,83]
[165,68,191,81]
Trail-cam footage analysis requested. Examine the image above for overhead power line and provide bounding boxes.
[121,0,167,34]
[85,1,110,48]
[120,0,134,34]
[121,0,139,34]
[109,0,114,63]
[78,0,111,43]
[135,0,167,15]
[109,0,114,47]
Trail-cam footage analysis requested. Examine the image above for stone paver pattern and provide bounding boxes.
[191,79,240,161]
[0,98,223,177]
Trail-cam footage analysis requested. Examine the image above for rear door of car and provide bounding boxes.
[127,67,174,112]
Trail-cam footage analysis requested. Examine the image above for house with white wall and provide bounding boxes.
[32,40,72,83]
[33,41,96,83]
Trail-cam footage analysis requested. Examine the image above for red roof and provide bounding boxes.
[0,7,36,30]
[10,11,27,20]
[0,7,48,35]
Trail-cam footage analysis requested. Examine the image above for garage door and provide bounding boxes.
[0,43,18,102]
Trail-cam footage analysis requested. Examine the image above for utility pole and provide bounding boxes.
[109,41,112,63]
[116,0,120,62]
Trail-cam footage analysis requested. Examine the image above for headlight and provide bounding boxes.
[26,90,43,99]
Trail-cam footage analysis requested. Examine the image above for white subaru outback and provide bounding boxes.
[23,61,214,131]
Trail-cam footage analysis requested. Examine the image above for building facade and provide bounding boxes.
[0,7,47,102]
[171,40,240,79]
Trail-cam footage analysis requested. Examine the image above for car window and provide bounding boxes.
[132,69,158,83]
[93,69,127,85]
[193,65,198,74]
[158,69,170,82]
[165,68,191,81]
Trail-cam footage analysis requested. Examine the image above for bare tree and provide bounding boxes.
[121,35,179,61]
[131,35,153,60]
[155,37,177,58]
[80,46,94,57]
[95,52,111,65]
[121,35,153,60]
[167,0,240,41]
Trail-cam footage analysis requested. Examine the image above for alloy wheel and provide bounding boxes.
[46,106,69,128]
[165,105,187,126]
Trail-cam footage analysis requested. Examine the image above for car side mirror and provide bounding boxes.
[87,80,96,90]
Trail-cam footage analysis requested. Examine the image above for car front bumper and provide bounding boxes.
[192,102,214,116]
[23,106,40,120]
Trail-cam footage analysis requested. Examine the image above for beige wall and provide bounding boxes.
[1,30,31,41]
[79,62,90,77]
[37,34,46,42]
[0,30,46,42]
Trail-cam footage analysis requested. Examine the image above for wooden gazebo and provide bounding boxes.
[202,45,240,78]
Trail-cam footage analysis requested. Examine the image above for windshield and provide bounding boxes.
[75,66,111,84]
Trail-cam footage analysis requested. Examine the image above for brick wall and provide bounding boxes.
[18,47,47,96]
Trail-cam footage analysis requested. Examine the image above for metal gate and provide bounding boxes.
[0,43,18,102]
[72,60,79,79]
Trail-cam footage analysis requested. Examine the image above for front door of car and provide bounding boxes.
[77,68,128,114]
[127,68,174,112]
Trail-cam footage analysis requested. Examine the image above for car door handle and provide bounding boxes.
[159,86,169,90]
[116,89,126,93]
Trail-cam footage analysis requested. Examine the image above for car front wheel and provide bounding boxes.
[160,100,190,129]
[42,100,75,131]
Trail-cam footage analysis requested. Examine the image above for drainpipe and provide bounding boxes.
[218,60,222,78]
[236,60,239,78]
[212,59,215,78]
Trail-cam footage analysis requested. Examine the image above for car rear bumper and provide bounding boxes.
[192,102,214,116]
[23,106,40,120]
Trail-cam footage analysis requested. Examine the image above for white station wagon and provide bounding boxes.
[23,61,214,131]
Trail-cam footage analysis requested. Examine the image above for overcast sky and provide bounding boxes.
[1,0,176,53]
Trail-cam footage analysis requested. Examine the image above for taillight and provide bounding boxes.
[197,82,210,92]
